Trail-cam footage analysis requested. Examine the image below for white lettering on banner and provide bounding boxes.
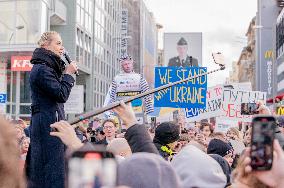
[267,61,272,95]
[12,60,31,68]
[185,85,223,121]
[11,56,32,71]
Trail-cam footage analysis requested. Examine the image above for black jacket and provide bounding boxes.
[26,48,75,188]
[125,124,158,154]
[95,138,108,145]
[168,55,198,67]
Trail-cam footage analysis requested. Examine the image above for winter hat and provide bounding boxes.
[172,145,226,188]
[118,152,181,188]
[207,139,234,157]
[154,122,180,145]
[209,154,232,186]
[119,54,132,62]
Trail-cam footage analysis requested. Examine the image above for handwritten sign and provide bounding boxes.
[154,67,207,108]
[222,89,266,121]
[185,85,223,120]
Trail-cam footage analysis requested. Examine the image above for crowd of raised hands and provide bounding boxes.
[1,101,284,188]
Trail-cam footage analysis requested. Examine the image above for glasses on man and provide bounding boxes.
[103,126,115,130]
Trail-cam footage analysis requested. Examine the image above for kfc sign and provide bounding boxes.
[11,56,32,71]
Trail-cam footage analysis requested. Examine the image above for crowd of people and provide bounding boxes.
[2,101,284,188]
[2,31,284,188]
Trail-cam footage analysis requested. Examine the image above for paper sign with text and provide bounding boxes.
[154,67,207,108]
[185,85,223,120]
[215,117,239,133]
[222,89,266,121]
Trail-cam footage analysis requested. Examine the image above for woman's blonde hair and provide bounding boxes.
[228,127,242,141]
[0,116,25,187]
[37,31,59,47]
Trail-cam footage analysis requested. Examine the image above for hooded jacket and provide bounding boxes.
[172,145,227,188]
[118,153,181,188]
[26,48,75,188]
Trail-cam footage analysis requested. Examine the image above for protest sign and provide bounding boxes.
[115,73,143,113]
[154,67,207,108]
[222,89,266,121]
[184,85,223,120]
[215,117,239,133]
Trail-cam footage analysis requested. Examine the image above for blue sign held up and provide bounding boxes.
[154,67,207,109]
[0,94,7,103]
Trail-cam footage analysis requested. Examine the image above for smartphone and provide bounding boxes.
[250,116,276,170]
[241,103,259,115]
[67,144,117,188]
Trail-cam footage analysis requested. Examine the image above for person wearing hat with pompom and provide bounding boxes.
[168,37,199,67]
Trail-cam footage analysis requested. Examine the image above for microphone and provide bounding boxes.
[63,51,79,76]
[189,56,193,67]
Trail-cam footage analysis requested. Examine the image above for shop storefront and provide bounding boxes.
[0,51,33,121]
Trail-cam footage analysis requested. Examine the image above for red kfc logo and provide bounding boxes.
[11,56,33,71]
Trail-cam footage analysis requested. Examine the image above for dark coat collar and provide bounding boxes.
[30,48,65,76]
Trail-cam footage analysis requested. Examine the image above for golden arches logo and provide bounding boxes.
[264,50,273,59]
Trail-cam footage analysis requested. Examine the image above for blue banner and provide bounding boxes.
[154,67,207,108]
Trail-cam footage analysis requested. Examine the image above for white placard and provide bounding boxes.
[222,89,266,121]
[64,85,84,114]
[215,117,239,133]
[185,85,223,121]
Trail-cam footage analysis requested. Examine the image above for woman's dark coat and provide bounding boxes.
[26,48,75,188]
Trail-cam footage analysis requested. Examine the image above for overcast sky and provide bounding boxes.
[144,0,257,87]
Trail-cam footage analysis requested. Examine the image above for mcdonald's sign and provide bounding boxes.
[264,50,273,59]
[276,106,284,115]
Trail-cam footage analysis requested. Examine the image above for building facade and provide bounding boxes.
[276,7,284,94]
[0,0,50,120]
[255,0,280,99]
[236,17,256,89]
[121,0,157,88]
[0,0,122,120]
[227,61,239,83]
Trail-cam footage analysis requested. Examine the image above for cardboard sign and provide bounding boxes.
[154,67,207,108]
[222,89,266,121]
[11,56,32,71]
[185,85,223,120]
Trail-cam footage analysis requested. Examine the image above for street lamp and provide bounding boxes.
[8,25,25,44]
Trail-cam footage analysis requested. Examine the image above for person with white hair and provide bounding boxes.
[107,138,132,162]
